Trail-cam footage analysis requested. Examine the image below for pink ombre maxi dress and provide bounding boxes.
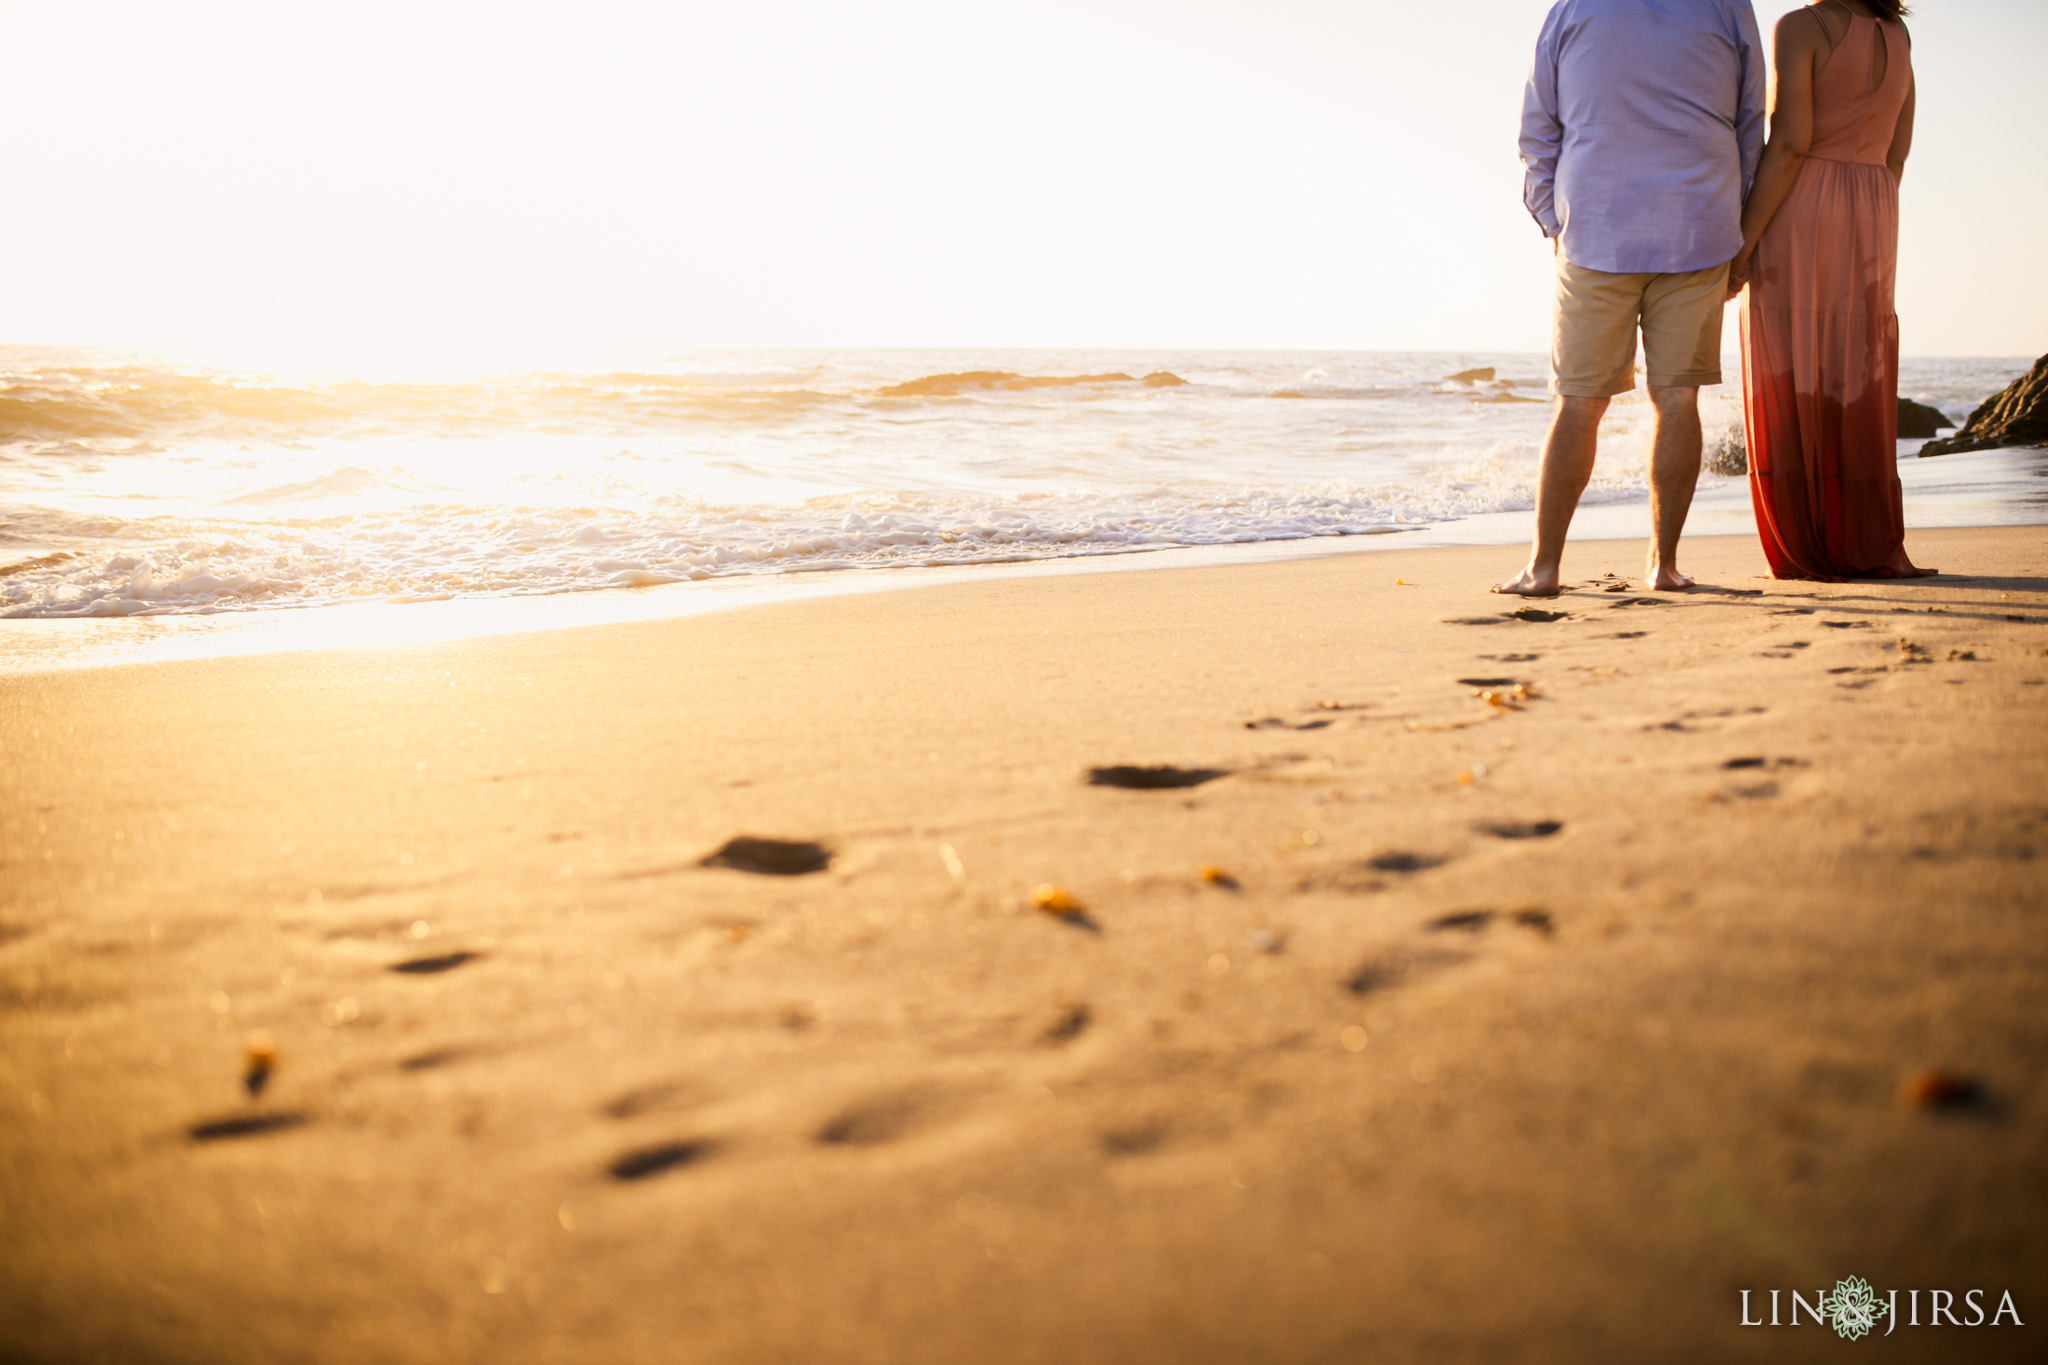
[1740,10,1932,580]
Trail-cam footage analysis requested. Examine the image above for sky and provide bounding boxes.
[4,0,2042,366]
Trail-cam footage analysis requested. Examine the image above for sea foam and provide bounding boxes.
[0,348,2024,619]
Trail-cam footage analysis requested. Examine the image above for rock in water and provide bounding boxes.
[1702,424,1747,477]
[1896,397,1952,439]
[1920,353,2048,456]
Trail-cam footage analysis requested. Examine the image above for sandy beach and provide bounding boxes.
[3,526,2044,1362]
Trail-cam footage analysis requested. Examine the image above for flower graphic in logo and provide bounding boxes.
[1820,1276,1888,1341]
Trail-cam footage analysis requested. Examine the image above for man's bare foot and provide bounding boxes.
[1493,565,1563,597]
[1644,564,1695,591]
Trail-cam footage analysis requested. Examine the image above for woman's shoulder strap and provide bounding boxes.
[1806,0,1850,51]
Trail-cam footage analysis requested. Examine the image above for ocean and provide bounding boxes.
[0,346,2033,629]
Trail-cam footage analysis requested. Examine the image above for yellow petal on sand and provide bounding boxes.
[1456,771,1474,785]
[1032,884,1086,917]
[1199,864,1240,888]
[242,1030,277,1096]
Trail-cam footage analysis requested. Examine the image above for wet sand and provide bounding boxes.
[2,527,2044,1362]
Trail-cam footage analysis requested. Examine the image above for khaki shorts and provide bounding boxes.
[1550,256,1728,397]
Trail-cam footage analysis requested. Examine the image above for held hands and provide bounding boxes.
[1725,248,1755,301]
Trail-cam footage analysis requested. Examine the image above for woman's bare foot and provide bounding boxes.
[1493,565,1563,597]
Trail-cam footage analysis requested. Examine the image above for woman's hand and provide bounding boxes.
[1726,248,1754,301]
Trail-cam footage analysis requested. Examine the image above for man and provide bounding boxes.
[1496,0,1765,597]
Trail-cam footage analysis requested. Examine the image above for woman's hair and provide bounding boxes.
[1862,0,1911,18]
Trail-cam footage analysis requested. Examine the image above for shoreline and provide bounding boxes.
[3,441,2042,677]
[3,524,2044,1361]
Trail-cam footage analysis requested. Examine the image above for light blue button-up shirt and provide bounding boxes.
[1521,0,1767,275]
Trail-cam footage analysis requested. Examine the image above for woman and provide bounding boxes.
[1729,0,1934,580]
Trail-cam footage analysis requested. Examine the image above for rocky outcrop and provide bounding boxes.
[1896,397,1953,439]
[1703,427,1747,477]
[878,371,1185,398]
[1920,354,2048,456]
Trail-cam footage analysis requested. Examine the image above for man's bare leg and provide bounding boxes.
[1494,394,1608,597]
[1644,384,1701,590]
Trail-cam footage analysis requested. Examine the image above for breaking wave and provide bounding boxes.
[1,345,2018,620]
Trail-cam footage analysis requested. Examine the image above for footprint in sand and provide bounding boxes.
[700,837,833,875]
[1722,757,1808,771]
[1311,850,1450,894]
[607,1140,712,1181]
[816,1097,921,1147]
[1344,908,1558,994]
[1367,851,1449,873]
[1040,1002,1092,1045]
[389,951,481,975]
[1479,653,1540,663]
[1457,676,1519,687]
[1424,909,1557,936]
[1099,1120,1169,1156]
[1447,610,1568,625]
[1343,947,1472,995]
[1651,706,1768,733]
[1088,765,1229,790]
[1244,717,1332,732]
[602,1082,695,1120]
[188,1112,309,1143]
[1478,820,1563,840]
